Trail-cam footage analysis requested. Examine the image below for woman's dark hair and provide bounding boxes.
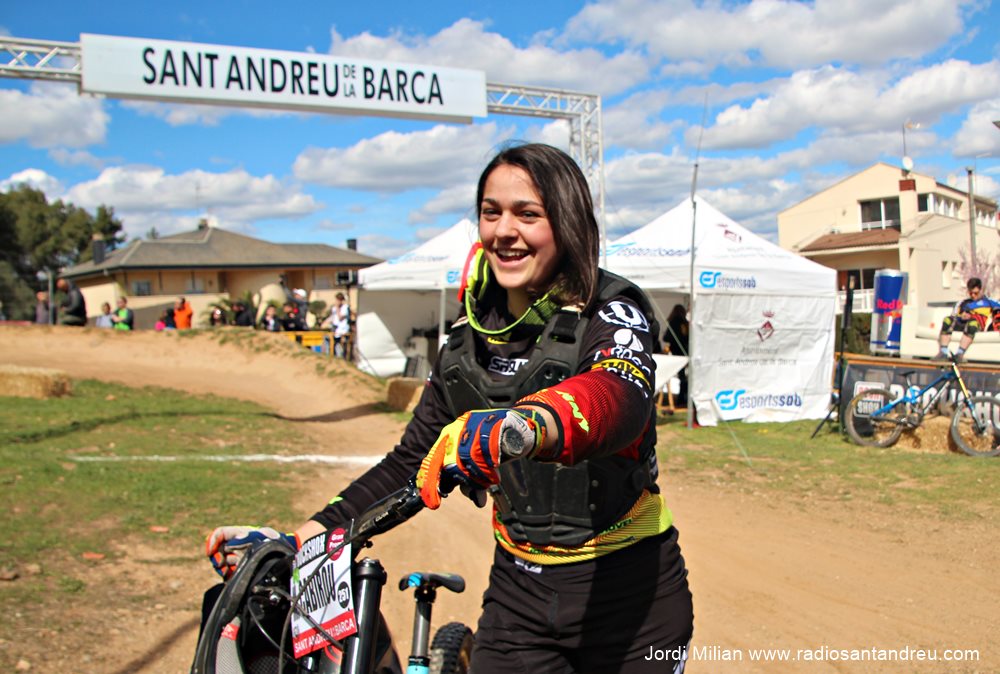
[476,143,600,307]
[668,304,687,323]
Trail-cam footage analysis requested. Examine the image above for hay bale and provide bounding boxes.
[386,377,424,412]
[0,365,72,399]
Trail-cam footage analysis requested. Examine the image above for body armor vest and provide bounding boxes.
[439,271,661,547]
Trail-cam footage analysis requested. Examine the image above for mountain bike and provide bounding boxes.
[844,355,1000,457]
[191,480,473,674]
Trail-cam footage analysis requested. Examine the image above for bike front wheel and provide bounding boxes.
[950,395,1000,457]
[845,388,906,447]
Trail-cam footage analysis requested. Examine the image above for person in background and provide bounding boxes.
[207,143,693,673]
[174,296,193,329]
[35,291,51,325]
[95,302,114,328]
[210,307,228,327]
[279,275,310,327]
[935,277,1000,362]
[259,304,282,332]
[110,296,134,331]
[321,292,352,357]
[280,302,306,332]
[663,304,689,406]
[233,301,255,327]
[56,278,87,326]
[154,310,169,331]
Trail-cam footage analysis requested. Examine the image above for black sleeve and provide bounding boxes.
[311,358,456,528]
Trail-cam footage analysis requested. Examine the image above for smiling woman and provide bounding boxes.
[207,142,692,673]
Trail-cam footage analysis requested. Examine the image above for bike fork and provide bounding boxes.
[341,558,387,674]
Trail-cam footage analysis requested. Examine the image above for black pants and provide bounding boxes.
[472,527,693,673]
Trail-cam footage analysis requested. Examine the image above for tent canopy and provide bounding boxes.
[606,196,837,426]
[356,219,477,378]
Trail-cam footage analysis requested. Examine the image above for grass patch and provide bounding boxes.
[0,379,303,581]
[656,414,1000,521]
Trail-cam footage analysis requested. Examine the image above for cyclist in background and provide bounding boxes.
[208,143,694,673]
[935,277,1000,361]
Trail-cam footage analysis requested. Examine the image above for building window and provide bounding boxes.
[132,280,153,296]
[942,261,950,289]
[917,193,929,212]
[185,277,206,293]
[845,268,878,290]
[859,197,900,230]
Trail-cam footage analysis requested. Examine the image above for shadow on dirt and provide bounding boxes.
[274,402,388,423]
[110,616,200,674]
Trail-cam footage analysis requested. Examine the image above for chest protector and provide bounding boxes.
[439,271,661,548]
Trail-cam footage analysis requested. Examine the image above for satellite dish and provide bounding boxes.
[902,156,914,172]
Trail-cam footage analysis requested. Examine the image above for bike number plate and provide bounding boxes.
[289,528,358,658]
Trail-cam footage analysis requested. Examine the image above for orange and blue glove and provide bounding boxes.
[205,525,298,580]
[416,408,547,509]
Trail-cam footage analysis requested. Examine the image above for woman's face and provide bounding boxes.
[478,164,560,312]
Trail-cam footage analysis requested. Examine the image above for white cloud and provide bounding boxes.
[48,148,110,171]
[63,166,322,239]
[294,122,505,191]
[1,168,64,196]
[120,100,293,126]
[951,98,1000,157]
[689,60,1000,150]
[567,0,966,69]
[408,183,477,225]
[328,18,649,97]
[353,232,416,260]
[0,82,107,148]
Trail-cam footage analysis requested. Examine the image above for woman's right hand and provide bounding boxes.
[205,525,298,580]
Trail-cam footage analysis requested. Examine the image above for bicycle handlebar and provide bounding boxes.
[348,480,426,546]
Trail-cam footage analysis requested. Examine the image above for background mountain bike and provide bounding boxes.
[844,356,1000,457]
[192,480,473,674]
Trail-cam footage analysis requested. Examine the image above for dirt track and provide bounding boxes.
[1,325,997,673]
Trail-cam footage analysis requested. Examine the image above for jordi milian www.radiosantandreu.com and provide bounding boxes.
[645,644,981,665]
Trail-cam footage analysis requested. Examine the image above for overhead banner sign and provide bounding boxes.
[80,33,487,122]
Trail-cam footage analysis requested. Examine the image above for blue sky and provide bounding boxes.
[2,1,999,260]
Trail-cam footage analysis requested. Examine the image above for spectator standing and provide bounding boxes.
[280,302,306,331]
[174,297,193,329]
[110,296,134,331]
[210,307,228,327]
[154,310,169,331]
[259,305,281,332]
[95,302,114,328]
[322,292,352,357]
[663,304,689,406]
[35,291,51,325]
[233,301,255,327]
[56,278,87,326]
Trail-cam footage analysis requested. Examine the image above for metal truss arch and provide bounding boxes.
[0,37,605,232]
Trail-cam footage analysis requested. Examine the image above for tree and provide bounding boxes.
[957,246,998,295]
[0,185,126,320]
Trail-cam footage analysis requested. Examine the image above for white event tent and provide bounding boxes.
[605,196,837,426]
[355,219,477,377]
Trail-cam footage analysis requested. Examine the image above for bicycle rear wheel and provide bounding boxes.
[429,622,473,674]
[950,395,1000,457]
[845,388,906,447]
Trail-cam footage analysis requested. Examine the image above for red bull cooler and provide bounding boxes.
[869,269,908,354]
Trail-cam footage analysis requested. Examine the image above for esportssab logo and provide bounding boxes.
[715,389,803,411]
[699,270,757,290]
